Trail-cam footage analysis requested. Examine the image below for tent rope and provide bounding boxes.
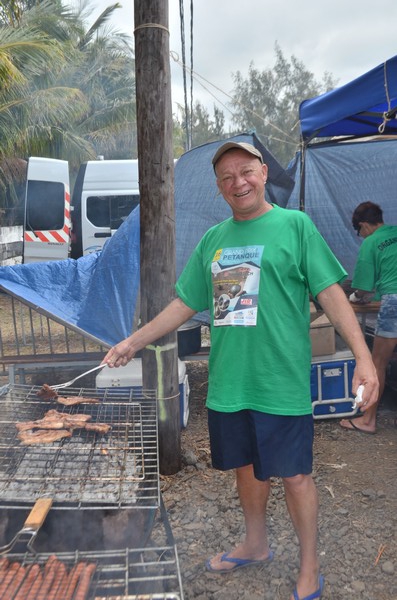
[379,61,392,134]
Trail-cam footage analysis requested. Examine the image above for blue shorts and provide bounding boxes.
[208,409,314,481]
[376,294,397,338]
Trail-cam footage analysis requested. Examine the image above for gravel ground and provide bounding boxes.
[161,361,397,600]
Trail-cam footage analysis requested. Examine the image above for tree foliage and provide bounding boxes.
[0,0,137,223]
[0,3,339,226]
[230,43,337,166]
[174,100,226,153]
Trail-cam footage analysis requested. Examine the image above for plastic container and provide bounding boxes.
[177,320,201,357]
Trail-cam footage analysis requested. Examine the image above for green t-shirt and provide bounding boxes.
[176,205,347,416]
[352,225,397,297]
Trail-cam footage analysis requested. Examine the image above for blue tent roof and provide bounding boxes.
[300,55,397,141]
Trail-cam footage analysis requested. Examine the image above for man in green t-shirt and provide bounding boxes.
[103,143,378,600]
[341,201,397,435]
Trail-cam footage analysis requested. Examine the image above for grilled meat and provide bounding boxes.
[16,408,110,445]
[16,417,66,432]
[16,411,92,433]
[46,410,92,430]
[84,423,111,434]
[36,383,58,400]
[56,396,100,406]
[17,429,72,445]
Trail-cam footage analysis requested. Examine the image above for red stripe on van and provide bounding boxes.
[51,231,66,243]
[35,231,49,242]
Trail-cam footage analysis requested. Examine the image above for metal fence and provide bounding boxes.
[0,292,108,384]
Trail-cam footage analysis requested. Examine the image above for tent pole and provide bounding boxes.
[299,140,307,212]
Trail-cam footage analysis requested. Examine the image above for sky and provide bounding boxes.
[76,0,397,129]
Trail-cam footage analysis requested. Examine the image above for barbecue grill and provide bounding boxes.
[1,499,183,599]
[0,384,184,598]
[0,384,159,510]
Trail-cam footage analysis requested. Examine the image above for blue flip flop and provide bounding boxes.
[206,550,274,573]
[293,574,325,600]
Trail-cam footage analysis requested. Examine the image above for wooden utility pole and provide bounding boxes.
[134,0,181,474]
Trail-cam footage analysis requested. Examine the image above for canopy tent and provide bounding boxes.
[300,55,397,142]
[287,55,397,278]
[0,133,294,341]
[286,137,397,277]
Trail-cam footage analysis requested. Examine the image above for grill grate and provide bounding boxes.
[0,384,159,510]
[3,548,182,599]
[3,502,183,600]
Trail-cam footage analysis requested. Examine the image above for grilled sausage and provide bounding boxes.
[0,562,20,598]
[74,562,96,600]
[0,557,10,583]
[25,567,43,599]
[0,561,21,598]
[63,561,86,600]
[3,563,25,599]
[47,559,67,600]
[53,561,73,599]
[35,555,59,600]
[14,563,40,600]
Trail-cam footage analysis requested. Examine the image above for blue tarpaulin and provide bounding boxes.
[286,137,397,277]
[0,133,294,342]
[0,206,140,347]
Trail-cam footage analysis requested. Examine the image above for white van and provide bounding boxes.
[23,157,70,263]
[70,159,140,258]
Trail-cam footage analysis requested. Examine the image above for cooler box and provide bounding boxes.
[96,359,190,428]
[311,350,359,419]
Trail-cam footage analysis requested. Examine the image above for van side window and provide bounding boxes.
[25,181,65,231]
[86,194,139,229]
[87,196,110,227]
[110,194,140,229]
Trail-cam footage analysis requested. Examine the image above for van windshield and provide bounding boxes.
[25,180,65,231]
[87,194,139,229]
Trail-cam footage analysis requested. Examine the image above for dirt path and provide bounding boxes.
[161,361,397,600]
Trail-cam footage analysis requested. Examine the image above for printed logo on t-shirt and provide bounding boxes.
[211,246,264,326]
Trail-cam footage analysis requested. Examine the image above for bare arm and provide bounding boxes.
[317,283,379,410]
[103,297,197,368]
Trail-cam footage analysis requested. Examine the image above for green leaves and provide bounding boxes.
[0,0,138,220]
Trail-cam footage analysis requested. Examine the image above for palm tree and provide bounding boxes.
[0,16,76,222]
[0,0,137,223]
